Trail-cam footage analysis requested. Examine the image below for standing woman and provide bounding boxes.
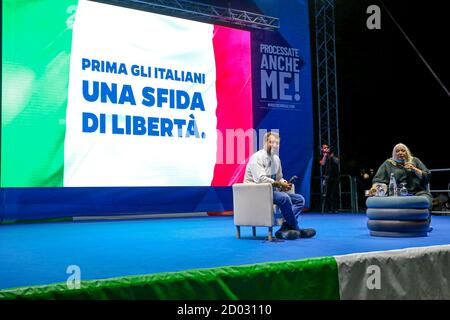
[369,143,432,208]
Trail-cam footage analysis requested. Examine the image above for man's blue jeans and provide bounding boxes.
[273,191,305,230]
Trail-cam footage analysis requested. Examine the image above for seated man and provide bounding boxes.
[244,131,316,240]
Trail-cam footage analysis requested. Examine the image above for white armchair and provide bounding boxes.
[232,183,287,241]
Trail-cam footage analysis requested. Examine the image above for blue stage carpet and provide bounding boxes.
[1,213,449,290]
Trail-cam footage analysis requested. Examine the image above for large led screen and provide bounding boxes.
[2,0,253,187]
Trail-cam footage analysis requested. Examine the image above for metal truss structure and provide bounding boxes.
[97,0,279,30]
[314,0,341,210]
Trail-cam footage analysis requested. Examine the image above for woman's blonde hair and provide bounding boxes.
[392,143,413,162]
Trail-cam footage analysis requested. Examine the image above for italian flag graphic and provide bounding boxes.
[2,0,252,188]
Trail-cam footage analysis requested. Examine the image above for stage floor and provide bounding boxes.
[1,213,449,290]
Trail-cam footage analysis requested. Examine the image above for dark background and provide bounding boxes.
[334,0,449,173]
[332,0,450,202]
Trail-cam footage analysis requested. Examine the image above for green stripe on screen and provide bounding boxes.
[1,0,78,187]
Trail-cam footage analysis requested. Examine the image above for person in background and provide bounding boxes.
[319,144,340,213]
[361,168,375,190]
[244,132,316,240]
[432,194,449,212]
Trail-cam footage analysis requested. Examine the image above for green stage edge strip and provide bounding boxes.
[0,256,340,300]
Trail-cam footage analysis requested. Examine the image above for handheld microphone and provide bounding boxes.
[321,145,332,154]
[289,176,298,183]
[404,161,413,171]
